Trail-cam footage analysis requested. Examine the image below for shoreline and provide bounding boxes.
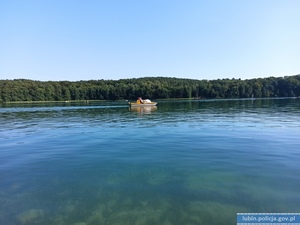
[1,97,298,104]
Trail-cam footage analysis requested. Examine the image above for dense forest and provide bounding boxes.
[0,75,300,102]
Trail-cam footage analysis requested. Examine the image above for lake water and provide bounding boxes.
[0,98,300,225]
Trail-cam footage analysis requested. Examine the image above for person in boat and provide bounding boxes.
[138,97,144,104]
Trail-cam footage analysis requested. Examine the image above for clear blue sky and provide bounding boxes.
[1,0,299,81]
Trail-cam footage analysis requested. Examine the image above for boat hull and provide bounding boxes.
[129,102,157,107]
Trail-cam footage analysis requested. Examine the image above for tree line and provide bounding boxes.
[0,75,300,102]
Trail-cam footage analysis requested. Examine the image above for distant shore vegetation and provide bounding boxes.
[0,75,300,102]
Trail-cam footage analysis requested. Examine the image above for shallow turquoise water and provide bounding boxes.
[0,98,300,225]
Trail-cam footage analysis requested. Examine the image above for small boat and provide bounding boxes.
[129,97,157,107]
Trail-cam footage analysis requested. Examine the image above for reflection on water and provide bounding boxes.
[0,98,300,225]
[129,106,157,114]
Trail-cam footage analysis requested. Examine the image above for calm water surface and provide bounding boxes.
[0,98,300,225]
